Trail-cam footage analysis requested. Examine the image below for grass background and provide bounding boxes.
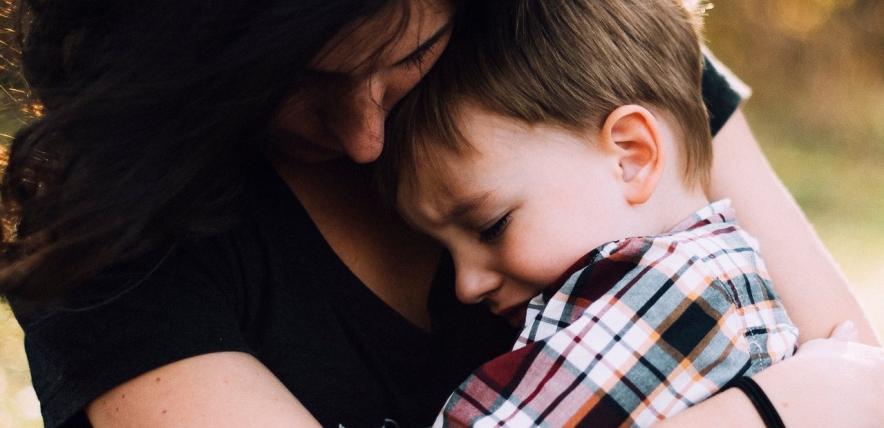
[1,0,883,426]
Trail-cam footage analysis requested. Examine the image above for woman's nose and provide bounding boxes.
[334,76,387,163]
[454,260,502,305]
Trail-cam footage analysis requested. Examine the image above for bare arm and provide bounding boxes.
[86,352,322,428]
[657,322,884,427]
[708,108,879,345]
[654,110,884,426]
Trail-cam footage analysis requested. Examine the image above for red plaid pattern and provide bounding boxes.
[435,200,798,427]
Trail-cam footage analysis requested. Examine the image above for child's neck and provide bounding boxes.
[636,181,711,236]
[663,188,711,232]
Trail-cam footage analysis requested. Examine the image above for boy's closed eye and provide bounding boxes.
[479,212,512,243]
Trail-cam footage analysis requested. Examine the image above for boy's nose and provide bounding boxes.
[454,262,502,305]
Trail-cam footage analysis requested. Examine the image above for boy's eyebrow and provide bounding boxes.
[392,20,453,67]
[441,191,492,223]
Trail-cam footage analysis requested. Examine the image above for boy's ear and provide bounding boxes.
[600,105,664,205]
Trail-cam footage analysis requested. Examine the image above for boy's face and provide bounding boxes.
[398,107,641,324]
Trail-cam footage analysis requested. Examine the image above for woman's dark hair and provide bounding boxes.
[0,0,407,302]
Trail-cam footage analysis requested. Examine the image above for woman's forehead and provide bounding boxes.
[310,0,452,75]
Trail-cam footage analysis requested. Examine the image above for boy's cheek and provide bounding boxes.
[499,243,569,289]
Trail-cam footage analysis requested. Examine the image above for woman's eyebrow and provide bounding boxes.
[393,20,453,67]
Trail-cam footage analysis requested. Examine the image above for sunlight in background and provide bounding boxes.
[0,1,882,426]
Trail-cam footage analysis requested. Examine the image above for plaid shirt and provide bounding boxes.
[435,200,799,428]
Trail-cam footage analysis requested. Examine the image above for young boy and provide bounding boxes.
[379,0,799,426]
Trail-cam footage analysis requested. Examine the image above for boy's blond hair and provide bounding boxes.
[380,0,711,201]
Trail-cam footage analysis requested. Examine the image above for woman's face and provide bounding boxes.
[273,0,453,164]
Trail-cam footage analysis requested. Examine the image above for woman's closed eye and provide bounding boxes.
[479,213,512,243]
[395,21,452,71]
[399,45,432,70]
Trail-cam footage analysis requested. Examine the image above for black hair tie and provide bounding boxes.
[725,376,786,428]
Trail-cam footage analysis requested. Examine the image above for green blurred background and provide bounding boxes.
[1,1,883,426]
[703,0,884,334]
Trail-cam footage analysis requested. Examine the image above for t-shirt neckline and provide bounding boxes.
[258,158,436,340]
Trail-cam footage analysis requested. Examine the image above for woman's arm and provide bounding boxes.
[708,109,880,345]
[86,352,322,428]
[657,322,884,427]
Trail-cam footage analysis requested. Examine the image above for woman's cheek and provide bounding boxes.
[381,70,423,109]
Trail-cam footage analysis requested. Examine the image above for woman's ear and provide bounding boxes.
[600,105,664,205]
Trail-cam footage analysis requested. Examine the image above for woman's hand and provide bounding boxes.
[657,321,884,427]
[753,321,884,427]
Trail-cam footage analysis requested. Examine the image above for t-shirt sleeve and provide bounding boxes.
[9,243,253,428]
[701,47,752,136]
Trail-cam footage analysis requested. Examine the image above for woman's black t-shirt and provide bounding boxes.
[9,59,743,428]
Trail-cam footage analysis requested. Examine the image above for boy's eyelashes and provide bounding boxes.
[478,213,512,243]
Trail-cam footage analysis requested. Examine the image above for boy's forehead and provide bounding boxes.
[396,106,595,227]
[458,106,533,145]
[397,109,575,220]
[397,147,497,225]
[398,157,467,223]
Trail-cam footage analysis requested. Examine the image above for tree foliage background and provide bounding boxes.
[0,1,882,425]
[704,0,884,333]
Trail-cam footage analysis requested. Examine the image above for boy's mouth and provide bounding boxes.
[497,304,529,327]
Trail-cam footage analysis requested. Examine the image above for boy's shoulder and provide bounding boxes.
[520,200,785,348]
[600,199,766,282]
[536,200,770,329]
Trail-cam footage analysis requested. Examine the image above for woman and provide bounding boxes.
[1,0,881,427]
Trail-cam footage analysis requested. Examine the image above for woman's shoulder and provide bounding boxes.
[6,236,255,427]
[5,174,336,427]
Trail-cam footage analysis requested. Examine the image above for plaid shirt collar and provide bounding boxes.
[517,199,735,348]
